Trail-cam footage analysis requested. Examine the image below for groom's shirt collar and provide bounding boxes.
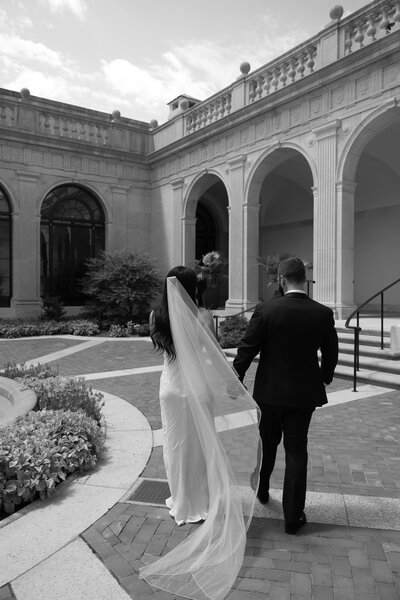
[284,289,307,295]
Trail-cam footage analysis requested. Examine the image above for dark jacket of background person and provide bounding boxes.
[233,293,339,410]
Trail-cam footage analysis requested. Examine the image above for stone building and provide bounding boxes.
[1,0,400,319]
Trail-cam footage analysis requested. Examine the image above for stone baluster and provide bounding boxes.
[306,47,316,73]
[53,118,60,136]
[366,13,377,41]
[380,5,390,33]
[271,68,279,92]
[225,93,232,114]
[255,77,263,100]
[288,60,296,83]
[201,109,207,128]
[297,53,306,78]
[212,102,218,122]
[263,72,271,96]
[206,103,213,124]
[280,63,288,87]
[44,114,51,133]
[186,115,193,134]
[218,99,225,119]
[344,27,353,55]
[354,19,365,48]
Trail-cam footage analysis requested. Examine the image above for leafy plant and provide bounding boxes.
[0,409,104,515]
[41,296,66,321]
[80,248,162,323]
[218,315,248,349]
[3,361,59,380]
[0,318,99,338]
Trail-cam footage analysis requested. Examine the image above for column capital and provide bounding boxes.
[16,170,40,183]
[227,155,246,171]
[171,177,185,190]
[336,180,357,193]
[312,119,340,140]
[242,202,261,213]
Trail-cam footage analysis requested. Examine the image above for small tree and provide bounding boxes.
[80,249,162,323]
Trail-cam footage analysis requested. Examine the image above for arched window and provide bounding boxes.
[40,185,105,305]
[0,188,12,307]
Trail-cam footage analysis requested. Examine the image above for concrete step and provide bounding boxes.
[338,343,399,360]
[334,363,400,390]
[337,330,391,349]
[338,352,400,374]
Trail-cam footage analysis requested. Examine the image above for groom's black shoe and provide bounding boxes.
[285,511,307,535]
[257,491,269,504]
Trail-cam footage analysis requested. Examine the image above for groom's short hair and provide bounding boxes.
[278,257,306,284]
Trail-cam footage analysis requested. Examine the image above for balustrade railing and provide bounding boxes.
[343,0,400,56]
[185,92,232,135]
[38,113,110,144]
[248,44,317,104]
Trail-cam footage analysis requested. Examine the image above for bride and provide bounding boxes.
[140,266,261,600]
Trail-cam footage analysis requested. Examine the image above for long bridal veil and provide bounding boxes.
[139,276,262,600]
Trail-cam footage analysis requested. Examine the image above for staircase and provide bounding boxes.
[335,324,400,390]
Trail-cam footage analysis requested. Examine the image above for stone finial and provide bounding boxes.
[20,87,30,99]
[111,109,121,121]
[240,61,251,75]
[180,99,190,111]
[329,5,344,21]
[149,119,158,129]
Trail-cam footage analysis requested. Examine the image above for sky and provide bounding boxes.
[1,0,369,125]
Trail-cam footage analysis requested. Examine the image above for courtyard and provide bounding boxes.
[1,334,399,599]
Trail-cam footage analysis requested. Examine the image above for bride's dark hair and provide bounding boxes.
[151,266,197,362]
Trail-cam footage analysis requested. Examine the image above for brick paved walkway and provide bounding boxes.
[1,336,400,599]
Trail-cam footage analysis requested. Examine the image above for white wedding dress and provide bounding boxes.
[160,349,210,524]
[140,277,261,600]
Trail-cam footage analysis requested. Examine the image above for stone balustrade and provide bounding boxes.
[342,0,400,56]
[38,113,110,145]
[247,43,318,104]
[185,92,232,135]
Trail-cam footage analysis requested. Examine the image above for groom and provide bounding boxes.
[233,257,338,534]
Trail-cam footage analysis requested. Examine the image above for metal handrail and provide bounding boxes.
[213,304,258,340]
[345,276,400,392]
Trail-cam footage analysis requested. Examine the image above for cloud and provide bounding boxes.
[0,33,66,69]
[43,0,87,21]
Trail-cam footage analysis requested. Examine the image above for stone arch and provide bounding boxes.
[338,100,400,309]
[182,170,230,307]
[0,181,13,306]
[245,143,315,301]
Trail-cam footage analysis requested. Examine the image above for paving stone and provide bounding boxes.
[312,584,334,600]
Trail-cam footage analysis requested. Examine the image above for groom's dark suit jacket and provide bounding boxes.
[233,293,339,409]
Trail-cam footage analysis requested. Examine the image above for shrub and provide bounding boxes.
[218,315,249,349]
[3,361,59,380]
[25,376,104,425]
[41,296,66,321]
[0,409,105,515]
[80,248,162,323]
[0,318,99,338]
[107,321,150,337]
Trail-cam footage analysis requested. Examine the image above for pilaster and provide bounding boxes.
[312,120,340,313]
[181,217,197,269]
[336,180,357,318]
[11,171,42,317]
[171,178,185,266]
[110,184,129,249]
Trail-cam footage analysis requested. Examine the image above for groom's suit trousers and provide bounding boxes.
[258,404,314,524]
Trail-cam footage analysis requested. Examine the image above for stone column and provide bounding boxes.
[336,180,357,318]
[226,155,258,310]
[11,171,42,317]
[181,217,197,269]
[110,184,128,249]
[242,202,261,309]
[312,120,340,314]
[171,178,185,265]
